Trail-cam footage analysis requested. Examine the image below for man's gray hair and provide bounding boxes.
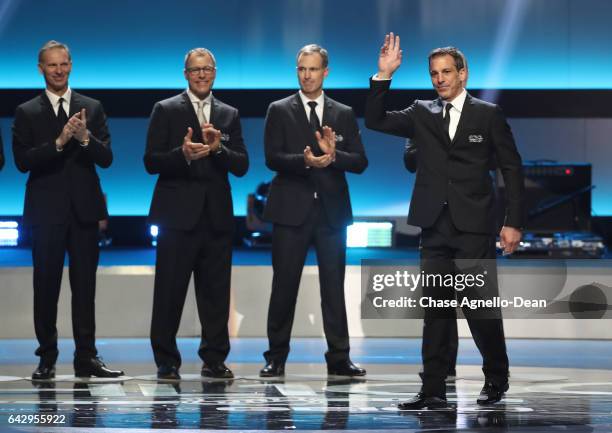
[184,48,216,68]
[296,44,329,68]
[38,40,71,64]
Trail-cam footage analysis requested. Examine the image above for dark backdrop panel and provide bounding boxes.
[0,116,413,217]
[3,115,612,217]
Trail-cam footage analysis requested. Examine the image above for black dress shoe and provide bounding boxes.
[327,359,366,376]
[476,381,509,405]
[74,357,124,378]
[201,363,234,379]
[259,360,285,377]
[157,365,181,380]
[398,392,448,410]
[32,364,55,381]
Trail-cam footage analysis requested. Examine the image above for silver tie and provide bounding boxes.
[196,100,208,125]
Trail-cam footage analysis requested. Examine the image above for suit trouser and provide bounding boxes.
[264,199,350,364]
[419,320,458,379]
[150,208,232,369]
[31,213,99,366]
[420,206,509,397]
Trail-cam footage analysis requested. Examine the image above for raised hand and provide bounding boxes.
[315,125,336,157]
[378,32,403,79]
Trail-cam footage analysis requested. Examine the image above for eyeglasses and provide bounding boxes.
[297,66,323,73]
[186,66,216,75]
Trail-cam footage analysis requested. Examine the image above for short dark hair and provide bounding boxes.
[38,40,71,64]
[428,46,467,71]
[297,44,329,68]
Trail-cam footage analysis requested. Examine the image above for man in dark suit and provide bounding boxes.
[404,138,459,381]
[260,44,368,377]
[12,40,123,380]
[145,48,248,380]
[366,34,524,408]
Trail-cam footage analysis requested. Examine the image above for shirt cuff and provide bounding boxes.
[372,74,392,81]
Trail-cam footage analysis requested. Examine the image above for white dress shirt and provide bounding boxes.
[443,88,467,141]
[299,90,324,125]
[187,89,212,125]
[46,88,72,116]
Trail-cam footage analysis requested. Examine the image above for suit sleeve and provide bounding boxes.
[81,102,112,168]
[264,103,309,176]
[490,106,525,229]
[212,108,249,177]
[331,108,368,174]
[365,78,416,138]
[12,105,63,173]
[143,102,190,176]
[403,139,418,173]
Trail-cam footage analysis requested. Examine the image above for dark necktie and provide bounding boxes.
[308,101,321,133]
[57,97,68,126]
[442,103,453,141]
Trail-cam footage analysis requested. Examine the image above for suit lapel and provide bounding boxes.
[39,92,62,137]
[209,95,219,124]
[321,96,334,127]
[69,92,80,117]
[450,93,474,148]
[291,93,319,152]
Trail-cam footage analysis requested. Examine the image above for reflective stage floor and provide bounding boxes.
[1,339,612,432]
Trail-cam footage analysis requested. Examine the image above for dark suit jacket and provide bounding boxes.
[366,79,524,234]
[144,92,248,232]
[263,93,368,229]
[12,91,112,226]
[404,139,417,173]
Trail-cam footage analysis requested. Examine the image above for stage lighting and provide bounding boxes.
[0,221,19,247]
[150,224,159,247]
[347,221,393,248]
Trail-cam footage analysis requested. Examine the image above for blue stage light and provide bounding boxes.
[149,225,159,247]
[347,222,393,248]
[0,221,19,247]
